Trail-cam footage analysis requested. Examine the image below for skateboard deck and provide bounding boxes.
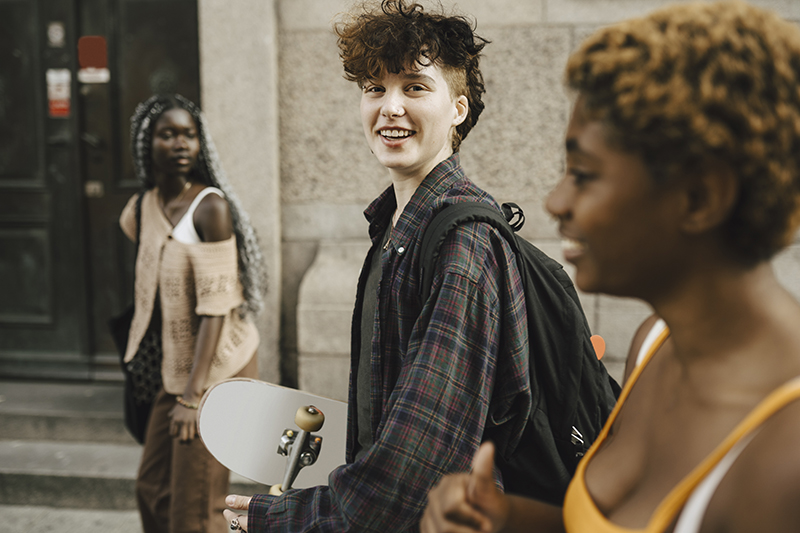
[198,378,348,489]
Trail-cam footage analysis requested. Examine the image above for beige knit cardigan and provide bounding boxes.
[120,190,259,394]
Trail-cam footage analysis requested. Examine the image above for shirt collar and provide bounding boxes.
[363,153,465,250]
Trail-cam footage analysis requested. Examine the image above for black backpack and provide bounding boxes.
[420,201,620,505]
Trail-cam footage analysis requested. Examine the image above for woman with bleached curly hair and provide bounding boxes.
[423,2,800,532]
[120,94,266,533]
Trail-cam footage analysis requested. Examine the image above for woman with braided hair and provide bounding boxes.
[119,93,266,533]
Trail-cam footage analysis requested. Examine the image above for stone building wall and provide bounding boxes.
[201,0,800,400]
[198,0,282,382]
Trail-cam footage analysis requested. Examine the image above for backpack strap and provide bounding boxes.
[419,201,520,304]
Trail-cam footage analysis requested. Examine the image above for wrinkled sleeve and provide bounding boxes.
[186,237,244,316]
[247,225,531,532]
[119,193,139,242]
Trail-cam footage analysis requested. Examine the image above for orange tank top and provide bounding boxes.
[563,321,800,532]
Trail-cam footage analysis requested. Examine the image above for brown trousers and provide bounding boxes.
[135,355,257,533]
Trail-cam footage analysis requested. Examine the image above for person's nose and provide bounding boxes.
[174,134,189,150]
[545,175,572,221]
[381,89,405,119]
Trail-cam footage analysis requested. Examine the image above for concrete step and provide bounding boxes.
[0,380,270,512]
[0,440,269,510]
[0,379,131,443]
[0,504,141,533]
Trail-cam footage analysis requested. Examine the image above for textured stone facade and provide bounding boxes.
[198,0,282,381]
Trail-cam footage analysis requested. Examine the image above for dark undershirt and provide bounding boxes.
[354,224,391,461]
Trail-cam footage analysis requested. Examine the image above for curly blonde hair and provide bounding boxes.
[566,1,800,264]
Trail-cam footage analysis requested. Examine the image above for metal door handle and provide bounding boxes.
[80,132,105,149]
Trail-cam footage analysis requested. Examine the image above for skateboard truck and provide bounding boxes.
[271,405,325,495]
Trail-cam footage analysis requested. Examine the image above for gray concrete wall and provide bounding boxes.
[217,0,800,398]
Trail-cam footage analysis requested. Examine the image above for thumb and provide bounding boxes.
[467,442,496,505]
[471,441,495,480]
[226,494,252,511]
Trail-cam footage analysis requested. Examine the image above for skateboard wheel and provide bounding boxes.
[295,405,324,432]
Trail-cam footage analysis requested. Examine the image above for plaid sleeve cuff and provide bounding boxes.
[247,492,277,533]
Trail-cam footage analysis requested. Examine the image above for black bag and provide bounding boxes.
[108,192,163,445]
[420,202,621,505]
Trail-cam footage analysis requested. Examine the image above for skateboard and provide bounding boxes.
[197,378,348,492]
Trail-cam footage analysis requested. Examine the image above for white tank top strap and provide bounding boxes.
[674,374,800,533]
[672,430,758,533]
[172,186,224,244]
[635,318,668,368]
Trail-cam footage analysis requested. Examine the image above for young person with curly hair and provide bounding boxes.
[224,1,536,531]
[422,2,800,532]
[121,94,266,533]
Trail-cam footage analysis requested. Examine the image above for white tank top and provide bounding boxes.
[171,187,224,244]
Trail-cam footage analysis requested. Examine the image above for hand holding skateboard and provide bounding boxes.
[224,495,251,532]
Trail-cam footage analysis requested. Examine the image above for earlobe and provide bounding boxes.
[680,165,739,234]
[453,95,469,127]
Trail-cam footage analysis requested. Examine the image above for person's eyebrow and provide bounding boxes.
[566,137,601,163]
[402,72,436,85]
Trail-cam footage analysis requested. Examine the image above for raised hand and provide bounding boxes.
[421,442,509,533]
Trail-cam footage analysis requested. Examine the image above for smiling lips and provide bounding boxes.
[379,128,415,140]
[561,236,586,260]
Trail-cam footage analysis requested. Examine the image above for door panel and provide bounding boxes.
[0,0,91,379]
[82,0,200,361]
[0,227,52,324]
[0,0,199,380]
[0,2,39,179]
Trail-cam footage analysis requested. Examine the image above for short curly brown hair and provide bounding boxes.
[334,0,488,152]
[566,1,800,264]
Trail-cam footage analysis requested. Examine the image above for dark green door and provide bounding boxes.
[0,0,200,380]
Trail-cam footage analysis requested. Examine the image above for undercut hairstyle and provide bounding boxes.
[566,1,800,265]
[335,0,488,152]
[130,94,267,317]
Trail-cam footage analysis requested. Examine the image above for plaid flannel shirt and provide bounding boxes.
[248,154,531,532]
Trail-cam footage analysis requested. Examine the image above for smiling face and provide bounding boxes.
[151,108,200,179]
[360,62,468,184]
[546,97,685,299]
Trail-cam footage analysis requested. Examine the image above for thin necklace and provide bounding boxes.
[162,180,191,210]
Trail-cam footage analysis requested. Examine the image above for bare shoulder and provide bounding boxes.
[708,396,800,532]
[193,190,232,242]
